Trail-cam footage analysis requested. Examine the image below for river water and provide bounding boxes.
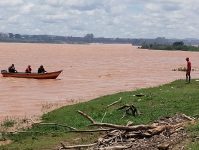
[0,43,199,120]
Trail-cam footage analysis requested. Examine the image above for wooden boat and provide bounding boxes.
[1,70,62,79]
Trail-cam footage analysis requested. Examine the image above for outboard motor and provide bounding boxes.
[1,70,8,73]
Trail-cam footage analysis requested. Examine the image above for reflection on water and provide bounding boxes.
[0,43,199,120]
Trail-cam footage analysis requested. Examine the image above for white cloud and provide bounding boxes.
[0,0,23,6]
[0,0,199,38]
[146,3,161,12]
[20,3,34,14]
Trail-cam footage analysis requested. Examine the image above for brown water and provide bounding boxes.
[0,43,199,120]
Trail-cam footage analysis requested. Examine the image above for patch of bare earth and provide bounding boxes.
[0,117,41,146]
[0,140,12,146]
[59,114,196,150]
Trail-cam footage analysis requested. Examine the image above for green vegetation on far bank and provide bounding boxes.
[1,79,199,149]
[141,41,199,51]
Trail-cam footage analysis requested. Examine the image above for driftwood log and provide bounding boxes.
[77,110,153,131]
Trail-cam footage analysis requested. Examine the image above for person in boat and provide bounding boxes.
[38,65,47,73]
[8,64,17,73]
[186,57,191,83]
[25,65,32,73]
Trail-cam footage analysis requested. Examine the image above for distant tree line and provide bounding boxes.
[1,32,199,46]
[141,41,199,51]
[0,33,135,44]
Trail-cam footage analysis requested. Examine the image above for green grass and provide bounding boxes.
[141,44,199,51]
[186,121,199,149]
[1,119,15,128]
[1,79,199,149]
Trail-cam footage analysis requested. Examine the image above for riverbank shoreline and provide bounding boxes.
[1,79,199,149]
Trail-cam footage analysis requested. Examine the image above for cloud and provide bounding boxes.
[0,0,199,38]
[0,0,23,6]
[20,3,35,14]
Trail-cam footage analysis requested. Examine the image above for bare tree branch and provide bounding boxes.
[60,142,97,149]
[34,122,77,130]
[77,110,154,131]
[101,112,107,123]
[77,110,95,124]
[107,97,122,108]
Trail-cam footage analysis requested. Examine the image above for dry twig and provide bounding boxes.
[60,142,97,149]
[77,110,95,124]
[34,122,77,130]
[107,97,122,108]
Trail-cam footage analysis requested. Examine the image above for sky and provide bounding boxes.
[0,0,198,38]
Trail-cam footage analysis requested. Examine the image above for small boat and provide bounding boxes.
[1,70,62,79]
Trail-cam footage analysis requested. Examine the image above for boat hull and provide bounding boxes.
[1,70,62,79]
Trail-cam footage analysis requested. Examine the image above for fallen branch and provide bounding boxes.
[181,114,195,121]
[91,123,155,131]
[101,112,107,123]
[34,122,77,131]
[77,110,95,124]
[70,128,112,133]
[5,131,46,134]
[60,142,97,149]
[5,129,111,135]
[107,97,122,108]
[98,144,133,150]
[78,110,154,131]
[147,125,170,136]
[34,121,113,133]
[30,119,77,130]
[98,135,119,144]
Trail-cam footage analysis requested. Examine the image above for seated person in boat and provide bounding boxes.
[38,65,47,73]
[25,65,32,73]
[8,64,17,73]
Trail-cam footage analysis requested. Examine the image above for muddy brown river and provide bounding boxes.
[0,43,199,120]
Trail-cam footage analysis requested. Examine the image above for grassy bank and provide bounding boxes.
[1,79,199,149]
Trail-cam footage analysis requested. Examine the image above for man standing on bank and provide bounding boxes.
[186,57,191,83]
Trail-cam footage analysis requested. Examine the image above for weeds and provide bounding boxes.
[1,119,15,128]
